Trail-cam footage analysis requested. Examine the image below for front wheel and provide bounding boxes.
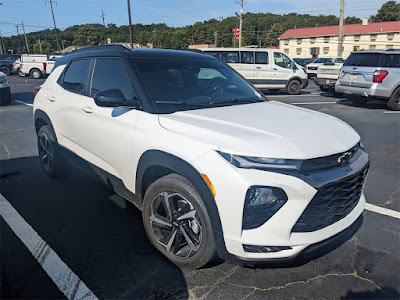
[142,174,217,269]
[387,87,400,111]
[286,80,301,95]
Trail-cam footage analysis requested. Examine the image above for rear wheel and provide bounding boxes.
[348,96,367,107]
[328,87,342,98]
[142,174,217,269]
[30,69,42,79]
[17,68,25,77]
[1,65,11,76]
[387,87,400,111]
[286,80,301,95]
[319,86,328,92]
[37,125,62,177]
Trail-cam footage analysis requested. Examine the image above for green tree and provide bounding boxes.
[73,26,101,46]
[265,23,286,46]
[345,16,362,24]
[33,40,52,53]
[370,1,400,22]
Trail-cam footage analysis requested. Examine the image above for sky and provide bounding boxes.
[0,0,391,37]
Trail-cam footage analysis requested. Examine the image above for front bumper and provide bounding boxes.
[193,147,369,262]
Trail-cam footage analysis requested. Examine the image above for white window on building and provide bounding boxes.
[284,48,289,54]
[323,47,329,54]
[310,38,315,44]
[387,45,394,49]
[369,45,376,50]
[297,39,302,45]
[324,37,330,43]
[354,35,361,42]
[284,39,289,45]
[296,48,302,55]
[370,34,377,42]
[388,34,394,41]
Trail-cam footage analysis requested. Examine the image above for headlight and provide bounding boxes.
[219,152,302,170]
[0,77,8,84]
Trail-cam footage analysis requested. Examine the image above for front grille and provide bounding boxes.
[292,165,369,233]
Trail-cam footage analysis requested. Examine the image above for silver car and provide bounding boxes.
[336,50,400,111]
[0,71,12,106]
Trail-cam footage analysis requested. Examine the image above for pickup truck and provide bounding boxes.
[314,62,344,97]
[19,54,60,79]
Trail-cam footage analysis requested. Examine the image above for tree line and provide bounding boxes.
[2,1,399,54]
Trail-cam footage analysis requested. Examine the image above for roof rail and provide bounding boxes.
[386,48,400,51]
[70,44,129,54]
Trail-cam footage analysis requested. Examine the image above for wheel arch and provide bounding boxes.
[136,150,227,259]
[285,76,302,89]
[34,109,57,141]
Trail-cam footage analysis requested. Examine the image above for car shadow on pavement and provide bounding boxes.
[10,92,34,104]
[0,156,188,299]
[337,99,388,110]
[341,287,400,299]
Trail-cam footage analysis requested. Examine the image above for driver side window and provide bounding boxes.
[274,52,292,69]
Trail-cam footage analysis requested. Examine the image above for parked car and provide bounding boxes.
[293,58,314,68]
[0,54,21,76]
[306,57,344,78]
[336,50,400,110]
[19,54,59,79]
[314,62,344,96]
[0,71,12,105]
[34,45,369,268]
[201,48,308,95]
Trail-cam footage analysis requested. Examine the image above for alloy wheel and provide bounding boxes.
[149,191,202,258]
[39,134,54,173]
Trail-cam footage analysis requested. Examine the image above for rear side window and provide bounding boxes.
[382,54,400,68]
[206,51,239,64]
[62,59,91,94]
[240,51,254,64]
[90,58,135,100]
[255,52,269,64]
[343,53,382,67]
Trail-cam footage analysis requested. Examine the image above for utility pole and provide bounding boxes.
[152,29,157,48]
[38,39,43,53]
[15,25,21,52]
[238,0,243,48]
[338,0,345,57]
[127,0,134,49]
[48,0,61,53]
[101,9,106,44]
[214,31,218,47]
[0,31,4,55]
[21,22,30,53]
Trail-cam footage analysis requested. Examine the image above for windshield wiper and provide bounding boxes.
[208,98,265,105]
[155,101,210,107]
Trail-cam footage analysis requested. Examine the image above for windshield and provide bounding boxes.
[133,57,266,113]
[313,58,334,63]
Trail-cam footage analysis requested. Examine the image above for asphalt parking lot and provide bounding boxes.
[1,75,399,299]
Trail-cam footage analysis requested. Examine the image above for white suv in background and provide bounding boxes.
[306,57,344,78]
[33,45,369,268]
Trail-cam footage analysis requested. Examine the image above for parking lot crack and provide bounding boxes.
[197,265,239,299]
[2,142,11,159]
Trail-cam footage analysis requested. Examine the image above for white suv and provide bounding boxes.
[33,45,369,268]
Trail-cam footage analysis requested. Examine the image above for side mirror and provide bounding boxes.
[291,62,298,70]
[94,89,126,107]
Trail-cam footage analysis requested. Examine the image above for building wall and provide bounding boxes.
[279,32,400,59]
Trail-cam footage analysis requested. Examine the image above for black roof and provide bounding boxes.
[55,45,214,66]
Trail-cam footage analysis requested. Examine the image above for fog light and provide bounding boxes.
[243,244,292,253]
[242,186,287,230]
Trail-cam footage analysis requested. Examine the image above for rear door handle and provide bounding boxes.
[273,68,278,70]
[47,95,56,102]
[256,66,262,69]
[82,106,93,114]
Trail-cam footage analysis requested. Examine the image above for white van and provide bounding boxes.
[200,48,308,95]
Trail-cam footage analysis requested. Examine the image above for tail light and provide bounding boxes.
[20,63,23,69]
[43,62,47,71]
[373,70,388,83]
[33,86,41,97]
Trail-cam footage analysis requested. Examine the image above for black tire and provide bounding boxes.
[142,173,217,269]
[17,68,25,77]
[348,96,367,107]
[387,86,400,111]
[1,65,11,76]
[286,80,301,95]
[319,86,328,92]
[37,125,62,177]
[0,94,12,106]
[328,87,342,98]
[30,68,42,79]
[269,89,280,95]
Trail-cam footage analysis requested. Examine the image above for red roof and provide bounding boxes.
[266,46,279,49]
[279,21,400,39]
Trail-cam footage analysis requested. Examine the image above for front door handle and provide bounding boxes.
[47,95,56,102]
[273,68,278,70]
[256,66,262,69]
[82,106,93,114]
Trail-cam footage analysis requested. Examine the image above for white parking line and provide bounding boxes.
[14,100,33,107]
[291,101,338,105]
[365,203,400,219]
[383,111,400,114]
[0,194,98,300]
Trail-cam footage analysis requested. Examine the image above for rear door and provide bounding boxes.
[253,51,272,87]
[339,53,382,88]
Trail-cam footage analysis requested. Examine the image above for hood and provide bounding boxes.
[158,101,360,159]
